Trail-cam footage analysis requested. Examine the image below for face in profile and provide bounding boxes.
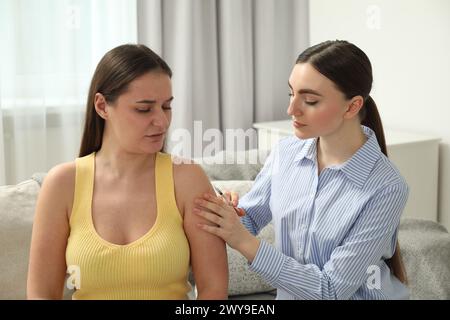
[287,63,351,140]
[104,71,173,154]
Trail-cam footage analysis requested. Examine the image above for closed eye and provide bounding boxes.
[135,96,174,112]
[136,108,151,113]
[136,105,172,113]
[305,101,318,106]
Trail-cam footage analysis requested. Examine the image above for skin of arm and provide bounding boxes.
[174,162,229,299]
[27,163,75,299]
[194,194,260,262]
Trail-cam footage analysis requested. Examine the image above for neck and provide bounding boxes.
[317,121,367,170]
[95,134,156,179]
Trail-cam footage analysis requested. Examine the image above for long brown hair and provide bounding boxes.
[79,44,172,157]
[296,40,408,284]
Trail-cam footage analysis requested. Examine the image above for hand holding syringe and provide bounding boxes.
[213,186,246,217]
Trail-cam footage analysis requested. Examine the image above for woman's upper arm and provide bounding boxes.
[176,163,228,299]
[27,163,74,299]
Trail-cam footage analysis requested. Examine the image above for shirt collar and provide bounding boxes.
[293,126,382,189]
[294,137,318,163]
[339,126,382,188]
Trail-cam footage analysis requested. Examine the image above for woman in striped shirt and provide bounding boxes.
[194,40,410,299]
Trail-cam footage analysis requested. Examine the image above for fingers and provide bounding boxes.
[231,191,239,206]
[222,191,234,207]
[223,191,232,202]
[194,208,226,240]
[224,191,239,207]
[235,207,246,217]
[193,207,223,226]
[195,194,228,216]
[197,223,222,237]
[195,193,244,220]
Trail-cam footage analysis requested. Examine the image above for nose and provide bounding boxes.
[287,97,303,117]
[151,107,170,128]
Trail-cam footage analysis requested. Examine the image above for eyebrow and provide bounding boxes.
[288,82,323,97]
[135,96,174,104]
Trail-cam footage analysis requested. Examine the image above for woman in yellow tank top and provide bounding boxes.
[27,44,228,299]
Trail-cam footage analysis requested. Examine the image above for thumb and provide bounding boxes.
[223,191,233,204]
[230,191,239,207]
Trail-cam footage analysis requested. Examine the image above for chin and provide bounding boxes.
[139,142,165,154]
[293,128,314,140]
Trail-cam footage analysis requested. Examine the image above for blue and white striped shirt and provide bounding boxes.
[239,126,409,300]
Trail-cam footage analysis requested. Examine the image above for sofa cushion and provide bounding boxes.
[226,223,275,297]
[398,218,450,299]
[31,172,46,187]
[197,149,270,181]
[0,179,40,299]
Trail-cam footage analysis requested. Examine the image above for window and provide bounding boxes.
[0,0,137,110]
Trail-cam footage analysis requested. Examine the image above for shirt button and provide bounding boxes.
[310,194,315,199]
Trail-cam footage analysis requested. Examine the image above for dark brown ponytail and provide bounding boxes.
[296,40,408,284]
[361,96,386,155]
[361,96,408,284]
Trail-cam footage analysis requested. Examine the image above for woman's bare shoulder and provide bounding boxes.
[172,157,209,185]
[172,156,212,203]
[44,161,76,189]
[39,162,76,215]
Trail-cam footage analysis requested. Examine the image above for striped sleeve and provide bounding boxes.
[238,144,279,236]
[248,182,409,299]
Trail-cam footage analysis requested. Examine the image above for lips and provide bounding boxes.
[145,132,165,138]
[293,120,306,127]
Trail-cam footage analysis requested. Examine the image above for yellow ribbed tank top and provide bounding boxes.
[65,152,191,299]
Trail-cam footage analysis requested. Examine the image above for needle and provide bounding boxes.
[213,186,245,217]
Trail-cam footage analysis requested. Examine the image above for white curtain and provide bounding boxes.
[137,0,309,157]
[0,0,137,185]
